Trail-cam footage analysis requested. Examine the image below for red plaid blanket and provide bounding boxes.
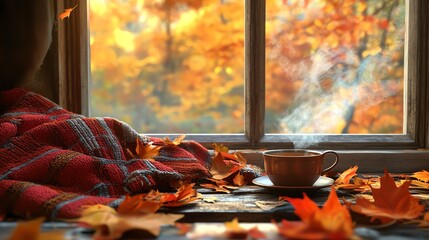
[0,89,212,219]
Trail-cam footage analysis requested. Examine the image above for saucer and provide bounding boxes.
[252,175,334,192]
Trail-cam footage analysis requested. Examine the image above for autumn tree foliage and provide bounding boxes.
[89,0,405,134]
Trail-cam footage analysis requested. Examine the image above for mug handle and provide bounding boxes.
[321,150,339,175]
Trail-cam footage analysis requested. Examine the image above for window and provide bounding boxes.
[57,0,429,171]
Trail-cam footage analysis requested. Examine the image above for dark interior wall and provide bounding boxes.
[22,43,57,103]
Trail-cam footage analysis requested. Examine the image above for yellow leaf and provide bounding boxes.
[412,170,429,183]
[224,218,247,239]
[164,135,186,145]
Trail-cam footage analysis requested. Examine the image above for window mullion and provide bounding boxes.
[245,0,265,146]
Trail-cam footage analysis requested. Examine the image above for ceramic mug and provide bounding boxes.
[262,149,339,186]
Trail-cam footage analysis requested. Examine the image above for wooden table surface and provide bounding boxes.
[1,184,429,239]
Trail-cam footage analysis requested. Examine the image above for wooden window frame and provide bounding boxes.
[54,0,429,172]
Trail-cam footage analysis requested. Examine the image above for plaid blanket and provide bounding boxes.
[0,89,212,219]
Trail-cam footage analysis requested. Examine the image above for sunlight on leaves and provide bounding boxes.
[335,165,358,184]
[412,170,429,183]
[348,170,425,223]
[276,188,355,239]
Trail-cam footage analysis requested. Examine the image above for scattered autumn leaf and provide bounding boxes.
[334,175,376,193]
[135,138,161,160]
[335,165,358,184]
[203,196,218,203]
[175,222,192,235]
[233,173,246,186]
[9,217,44,240]
[276,188,355,239]
[412,170,429,183]
[119,183,201,214]
[164,135,186,145]
[76,204,183,239]
[255,200,286,211]
[161,183,202,207]
[225,218,247,239]
[348,170,425,223]
[200,183,231,194]
[210,151,239,180]
[117,194,161,214]
[403,179,429,190]
[213,143,229,153]
[59,5,78,20]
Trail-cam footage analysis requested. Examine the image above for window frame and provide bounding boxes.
[55,0,429,172]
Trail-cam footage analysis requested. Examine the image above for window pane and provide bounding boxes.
[89,0,244,134]
[265,0,406,134]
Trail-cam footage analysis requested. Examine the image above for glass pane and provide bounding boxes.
[265,0,406,134]
[89,0,244,134]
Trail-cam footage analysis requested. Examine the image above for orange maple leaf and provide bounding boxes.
[117,194,161,214]
[335,165,358,185]
[9,217,44,240]
[163,135,186,145]
[161,183,202,207]
[59,4,78,20]
[412,170,429,183]
[135,138,161,159]
[210,148,246,180]
[77,204,183,239]
[349,170,425,223]
[276,188,355,239]
[233,173,246,186]
[118,183,200,214]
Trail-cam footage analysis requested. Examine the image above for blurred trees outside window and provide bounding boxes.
[89,0,405,134]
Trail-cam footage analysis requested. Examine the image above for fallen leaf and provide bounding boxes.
[335,165,358,184]
[59,4,78,20]
[412,170,429,183]
[213,143,229,153]
[175,222,192,235]
[135,139,161,160]
[161,183,202,207]
[405,179,429,189]
[9,217,44,240]
[233,173,246,186]
[334,176,376,193]
[164,135,186,145]
[117,194,161,214]
[119,183,200,214]
[255,200,286,211]
[224,218,248,239]
[247,226,267,239]
[276,188,355,239]
[209,151,238,180]
[200,183,231,193]
[203,196,218,203]
[76,204,183,239]
[349,170,425,223]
